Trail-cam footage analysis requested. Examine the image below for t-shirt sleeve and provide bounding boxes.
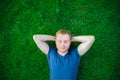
[69,48,81,65]
[71,48,81,60]
[76,48,81,57]
[46,47,55,59]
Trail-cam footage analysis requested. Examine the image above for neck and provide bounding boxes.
[57,51,68,56]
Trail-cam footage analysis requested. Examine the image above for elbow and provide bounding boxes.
[90,36,95,42]
[33,35,37,40]
[33,35,42,41]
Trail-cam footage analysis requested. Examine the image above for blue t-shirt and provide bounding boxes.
[47,47,81,80]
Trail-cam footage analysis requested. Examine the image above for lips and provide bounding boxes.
[61,47,65,50]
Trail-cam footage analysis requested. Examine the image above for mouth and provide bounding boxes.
[61,47,65,50]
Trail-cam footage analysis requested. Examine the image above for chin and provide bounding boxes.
[59,49,68,53]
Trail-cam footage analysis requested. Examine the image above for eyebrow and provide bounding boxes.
[58,39,69,41]
[64,40,69,41]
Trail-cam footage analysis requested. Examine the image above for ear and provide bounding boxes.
[55,37,57,42]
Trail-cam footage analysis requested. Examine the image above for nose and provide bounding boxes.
[61,42,65,47]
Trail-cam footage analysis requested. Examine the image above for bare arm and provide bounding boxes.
[72,36,95,56]
[33,35,55,55]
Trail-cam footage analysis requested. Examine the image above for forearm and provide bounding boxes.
[72,36,95,43]
[33,34,55,41]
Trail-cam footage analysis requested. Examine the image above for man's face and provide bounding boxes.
[55,33,71,53]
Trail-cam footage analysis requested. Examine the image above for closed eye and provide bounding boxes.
[64,41,69,43]
[59,40,62,43]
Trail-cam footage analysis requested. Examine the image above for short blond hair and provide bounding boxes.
[56,29,72,40]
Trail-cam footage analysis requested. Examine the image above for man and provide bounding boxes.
[33,29,95,80]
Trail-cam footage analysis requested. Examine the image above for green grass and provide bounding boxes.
[0,0,120,80]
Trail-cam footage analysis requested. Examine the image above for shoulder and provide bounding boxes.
[48,47,56,53]
[46,47,57,58]
[69,48,81,57]
[68,48,81,62]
